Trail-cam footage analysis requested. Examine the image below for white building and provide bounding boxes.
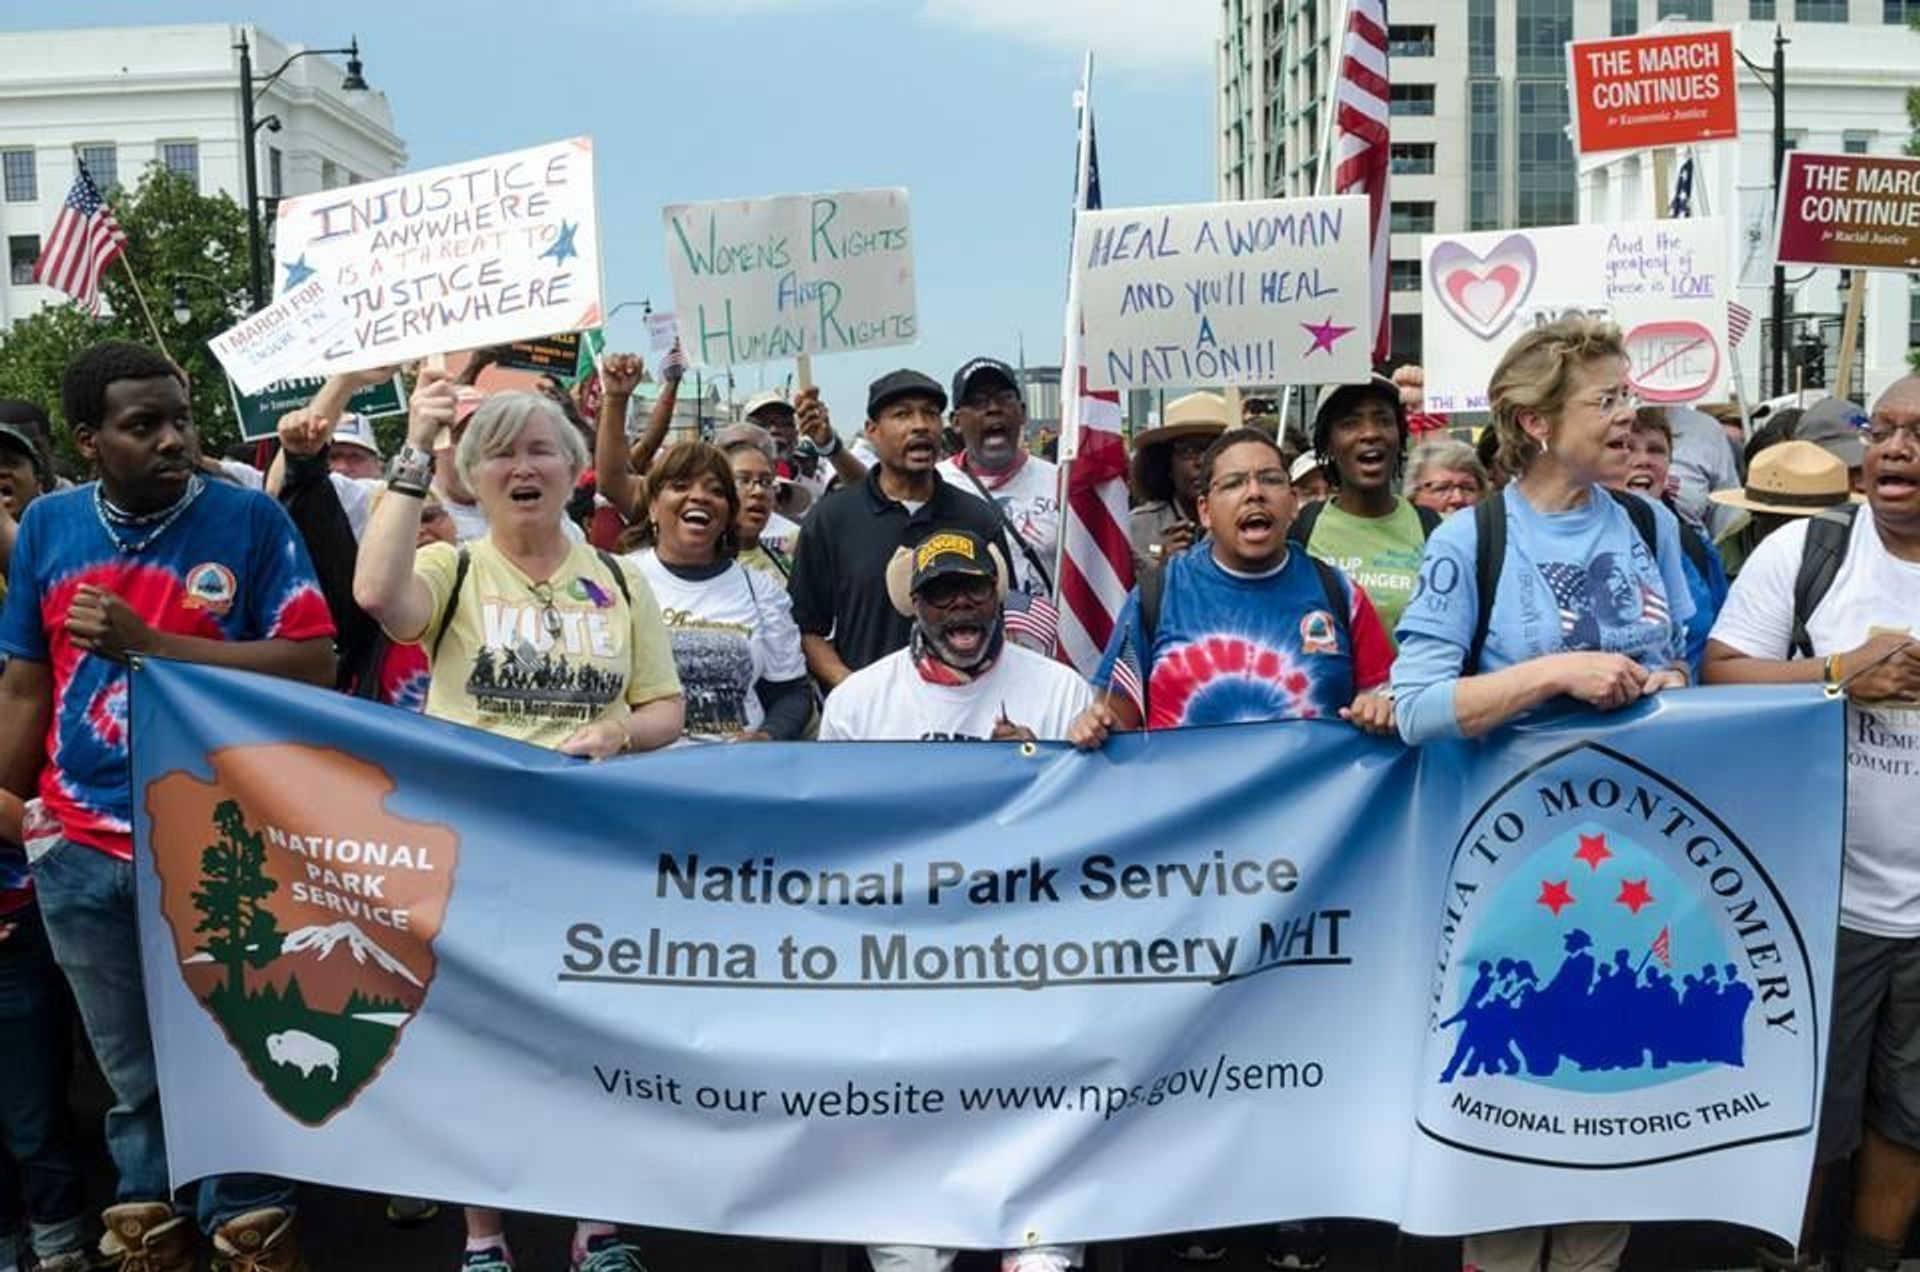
[1578,18,1920,405]
[0,23,406,328]
[1219,0,1920,376]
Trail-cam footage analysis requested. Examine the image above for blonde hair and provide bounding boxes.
[1487,318,1627,478]
[454,391,589,490]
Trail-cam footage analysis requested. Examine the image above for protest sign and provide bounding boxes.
[1071,196,1371,391]
[227,375,406,443]
[661,189,915,366]
[645,309,680,355]
[134,660,1837,1247]
[1567,28,1738,156]
[1420,218,1729,412]
[496,331,581,376]
[1773,152,1920,273]
[273,137,602,374]
[207,276,354,395]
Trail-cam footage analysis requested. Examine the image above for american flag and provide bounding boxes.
[1538,560,1667,638]
[1728,301,1753,348]
[1332,0,1391,364]
[32,160,128,315]
[1668,156,1696,219]
[1002,589,1061,655]
[1649,925,1673,970]
[1099,591,1148,716]
[1055,57,1136,676]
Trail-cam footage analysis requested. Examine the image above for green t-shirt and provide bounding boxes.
[1303,498,1428,646]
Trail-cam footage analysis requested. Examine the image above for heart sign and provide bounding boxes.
[1429,236,1540,341]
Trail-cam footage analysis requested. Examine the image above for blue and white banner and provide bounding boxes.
[130,660,1842,1246]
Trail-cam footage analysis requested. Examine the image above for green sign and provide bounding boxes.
[228,375,407,442]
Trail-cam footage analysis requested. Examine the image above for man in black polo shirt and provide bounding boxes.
[789,369,1011,691]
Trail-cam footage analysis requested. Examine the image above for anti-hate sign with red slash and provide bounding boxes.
[1774,152,1920,273]
[274,137,603,374]
[1567,28,1738,156]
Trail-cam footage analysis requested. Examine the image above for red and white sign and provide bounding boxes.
[1567,28,1738,156]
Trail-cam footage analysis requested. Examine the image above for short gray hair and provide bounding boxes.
[713,421,777,461]
[454,391,589,490]
[1406,436,1487,492]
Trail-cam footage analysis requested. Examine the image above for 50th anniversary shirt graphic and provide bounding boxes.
[130,661,1842,1245]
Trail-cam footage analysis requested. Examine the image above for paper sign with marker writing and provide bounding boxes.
[273,137,602,374]
[646,310,680,355]
[1419,219,1729,413]
[208,276,355,395]
[662,189,916,366]
[1071,197,1371,391]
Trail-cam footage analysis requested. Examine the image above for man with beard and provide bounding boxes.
[937,357,1058,601]
[788,371,1011,691]
[819,526,1089,741]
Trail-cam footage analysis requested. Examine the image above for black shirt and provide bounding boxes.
[788,465,1013,674]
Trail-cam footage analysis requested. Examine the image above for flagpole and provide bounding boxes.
[1314,0,1351,198]
[1060,51,1095,466]
[117,256,172,361]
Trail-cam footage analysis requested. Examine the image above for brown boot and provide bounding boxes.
[99,1201,196,1272]
[212,1207,308,1272]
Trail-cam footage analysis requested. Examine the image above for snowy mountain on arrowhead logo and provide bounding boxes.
[252,922,426,1015]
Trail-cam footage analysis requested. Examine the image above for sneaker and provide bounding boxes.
[210,1208,307,1272]
[463,1246,514,1272]
[570,1234,647,1272]
[386,1197,442,1228]
[99,1202,196,1272]
[1169,1239,1227,1264]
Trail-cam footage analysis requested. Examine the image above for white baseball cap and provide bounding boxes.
[330,413,382,460]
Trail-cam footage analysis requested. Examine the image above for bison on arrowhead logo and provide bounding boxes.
[145,744,459,1125]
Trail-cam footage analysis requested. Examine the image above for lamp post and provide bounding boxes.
[236,30,369,309]
[169,272,234,325]
[1737,27,1790,398]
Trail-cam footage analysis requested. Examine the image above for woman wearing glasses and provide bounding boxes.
[1391,318,1694,1272]
[1405,436,1488,518]
[625,440,811,743]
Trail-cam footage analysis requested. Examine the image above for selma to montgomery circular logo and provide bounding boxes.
[145,744,459,1126]
[1415,742,1817,1169]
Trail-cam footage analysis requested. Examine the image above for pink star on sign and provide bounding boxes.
[1573,833,1612,872]
[1616,878,1655,915]
[1537,879,1574,918]
[1301,316,1356,356]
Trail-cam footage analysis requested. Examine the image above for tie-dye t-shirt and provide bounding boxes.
[0,481,334,859]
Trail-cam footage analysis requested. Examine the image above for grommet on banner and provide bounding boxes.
[1020,742,1038,759]
[1023,1229,1040,1246]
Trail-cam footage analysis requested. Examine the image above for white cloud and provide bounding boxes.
[918,0,1213,74]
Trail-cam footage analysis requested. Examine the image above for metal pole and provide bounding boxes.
[1769,26,1787,399]
[238,33,264,309]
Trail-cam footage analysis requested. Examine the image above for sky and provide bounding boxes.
[22,0,1217,423]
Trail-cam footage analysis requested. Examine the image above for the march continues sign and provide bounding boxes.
[130,661,1840,1246]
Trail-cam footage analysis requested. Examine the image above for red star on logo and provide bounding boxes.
[1537,879,1574,917]
[1616,878,1654,915]
[1573,833,1612,872]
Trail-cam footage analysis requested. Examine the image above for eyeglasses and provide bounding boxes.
[1415,479,1480,499]
[1862,420,1920,449]
[918,577,996,607]
[734,473,778,492]
[1577,387,1641,414]
[1208,469,1291,495]
[960,388,1022,411]
[1171,439,1212,459]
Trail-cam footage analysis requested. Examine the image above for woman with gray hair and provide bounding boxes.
[355,371,683,1269]
[1405,435,1488,518]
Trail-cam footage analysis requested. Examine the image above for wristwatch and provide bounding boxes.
[386,444,434,494]
[816,431,843,458]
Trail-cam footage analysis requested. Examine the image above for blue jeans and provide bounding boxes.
[0,902,85,1258]
[30,837,295,1233]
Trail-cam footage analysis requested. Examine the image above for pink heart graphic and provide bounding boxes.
[1429,236,1539,340]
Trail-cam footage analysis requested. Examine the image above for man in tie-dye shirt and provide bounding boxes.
[0,343,333,1272]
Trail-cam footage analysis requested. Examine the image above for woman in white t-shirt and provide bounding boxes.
[625,441,811,741]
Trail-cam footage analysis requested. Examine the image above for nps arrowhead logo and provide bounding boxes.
[145,745,459,1125]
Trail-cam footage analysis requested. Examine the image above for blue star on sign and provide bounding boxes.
[540,221,579,266]
[282,255,315,289]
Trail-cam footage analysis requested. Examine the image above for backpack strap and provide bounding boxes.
[1412,502,1443,539]
[1138,558,1166,646]
[1790,504,1860,659]
[1466,491,1507,675]
[1287,498,1324,547]
[594,548,634,607]
[957,464,1055,594]
[1602,487,1660,559]
[1307,556,1353,654]
[1675,519,1712,580]
[429,545,472,663]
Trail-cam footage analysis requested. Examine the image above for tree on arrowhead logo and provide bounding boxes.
[145,744,459,1126]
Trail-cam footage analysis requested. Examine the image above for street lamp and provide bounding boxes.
[170,272,233,325]
[1735,27,1790,399]
[235,30,370,309]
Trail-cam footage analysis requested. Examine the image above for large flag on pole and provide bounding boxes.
[1332,0,1391,364]
[1055,55,1135,675]
[32,160,128,316]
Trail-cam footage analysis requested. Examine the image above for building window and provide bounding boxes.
[1794,0,1848,16]
[1844,132,1872,155]
[320,160,341,190]
[1657,0,1712,17]
[1470,80,1503,231]
[9,235,40,285]
[1887,0,1920,19]
[161,141,199,190]
[1469,0,1497,75]
[1390,260,1424,292]
[3,150,35,203]
[1391,143,1437,175]
[1516,0,1573,77]
[1388,24,1436,57]
[1389,313,1424,365]
[1612,0,1638,35]
[1391,84,1436,116]
[76,144,117,192]
[1391,201,1437,234]
[267,147,283,197]
[1751,0,1775,14]
[1910,280,1920,350]
[1516,79,1576,227]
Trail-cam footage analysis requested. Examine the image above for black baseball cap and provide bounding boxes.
[0,424,50,489]
[909,528,999,594]
[951,357,1020,408]
[867,369,947,419]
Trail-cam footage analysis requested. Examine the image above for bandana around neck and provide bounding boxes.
[910,620,1005,687]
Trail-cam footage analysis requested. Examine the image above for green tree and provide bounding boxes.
[0,163,251,472]
[191,799,285,999]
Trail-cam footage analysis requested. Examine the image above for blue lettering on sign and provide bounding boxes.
[1119,283,1176,315]
[1082,218,1182,269]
